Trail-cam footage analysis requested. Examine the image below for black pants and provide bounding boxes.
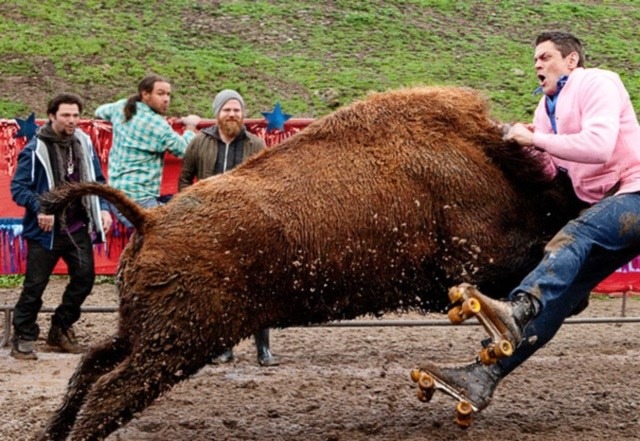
[13,230,95,341]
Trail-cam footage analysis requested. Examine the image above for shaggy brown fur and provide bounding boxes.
[37,86,582,441]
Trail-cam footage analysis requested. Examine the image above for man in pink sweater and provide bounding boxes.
[416,31,640,414]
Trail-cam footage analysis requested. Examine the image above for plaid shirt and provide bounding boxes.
[96,99,195,200]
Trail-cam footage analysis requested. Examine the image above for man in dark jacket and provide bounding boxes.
[10,93,112,360]
[178,89,278,367]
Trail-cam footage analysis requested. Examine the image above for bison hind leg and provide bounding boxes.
[37,336,130,441]
[67,344,204,441]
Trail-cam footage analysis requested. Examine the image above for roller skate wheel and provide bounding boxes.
[448,306,463,324]
[416,388,430,402]
[494,339,514,358]
[455,401,473,428]
[448,286,464,303]
[418,372,435,391]
[478,347,496,365]
[462,298,481,315]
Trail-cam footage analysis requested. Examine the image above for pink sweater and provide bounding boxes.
[533,67,640,204]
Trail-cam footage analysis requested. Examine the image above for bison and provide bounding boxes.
[37,86,582,440]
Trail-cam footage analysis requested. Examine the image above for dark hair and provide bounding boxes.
[535,31,585,68]
[124,73,169,121]
[47,93,84,116]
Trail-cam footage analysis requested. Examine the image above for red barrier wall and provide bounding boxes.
[0,118,311,275]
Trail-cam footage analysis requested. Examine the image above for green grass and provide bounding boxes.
[0,1,638,122]
[0,274,23,289]
[0,275,114,289]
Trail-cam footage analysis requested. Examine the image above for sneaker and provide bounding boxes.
[418,360,503,411]
[257,350,280,367]
[10,337,38,360]
[210,349,234,364]
[46,325,85,354]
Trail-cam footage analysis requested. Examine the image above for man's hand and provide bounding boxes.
[100,210,113,233]
[38,213,55,232]
[181,115,202,132]
[503,123,535,146]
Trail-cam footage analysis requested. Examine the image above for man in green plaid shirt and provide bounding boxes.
[96,74,201,227]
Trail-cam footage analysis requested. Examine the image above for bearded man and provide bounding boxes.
[178,89,264,190]
[177,89,278,367]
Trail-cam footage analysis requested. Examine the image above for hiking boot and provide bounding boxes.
[10,336,38,360]
[46,325,85,354]
[255,328,279,367]
[257,349,280,367]
[417,360,504,411]
[211,349,234,364]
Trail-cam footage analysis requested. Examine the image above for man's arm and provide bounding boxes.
[181,114,201,133]
[155,116,197,159]
[10,142,40,214]
[87,138,111,212]
[503,122,558,182]
[95,101,115,121]
[532,75,623,164]
[83,134,113,232]
[504,123,535,146]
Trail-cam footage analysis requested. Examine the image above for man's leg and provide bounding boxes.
[416,194,640,410]
[494,194,640,351]
[47,230,95,353]
[415,244,640,411]
[109,196,162,229]
[53,230,95,329]
[458,194,640,352]
[498,243,640,374]
[109,202,133,229]
[12,239,60,359]
[254,329,279,366]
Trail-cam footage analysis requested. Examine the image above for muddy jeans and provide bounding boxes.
[499,192,640,374]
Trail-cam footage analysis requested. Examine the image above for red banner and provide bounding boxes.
[0,117,637,294]
[0,117,311,275]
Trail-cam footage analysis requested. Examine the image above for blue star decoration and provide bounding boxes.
[14,112,38,142]
[261,102,292,131]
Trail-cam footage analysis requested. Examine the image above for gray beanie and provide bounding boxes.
[212,89,245,118]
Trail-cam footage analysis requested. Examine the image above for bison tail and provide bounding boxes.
[40,182,147,231]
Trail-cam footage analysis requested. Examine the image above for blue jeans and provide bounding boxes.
[110,196,168,228]
[499,192,640,374]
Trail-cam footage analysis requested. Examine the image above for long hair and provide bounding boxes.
[124,74,169,122]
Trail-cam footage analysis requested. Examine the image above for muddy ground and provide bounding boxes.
[0,279,639,441]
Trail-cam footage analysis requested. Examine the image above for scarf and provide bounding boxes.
[37,123,91,232]
[533,75,569,134]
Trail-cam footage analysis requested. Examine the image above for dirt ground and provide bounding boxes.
[0,279,639,441]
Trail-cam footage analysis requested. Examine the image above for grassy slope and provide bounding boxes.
[0,0,638,121]
[0,1,638,287]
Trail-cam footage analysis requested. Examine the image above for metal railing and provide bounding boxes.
[2,296,639,348]
[1,305,117,347]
